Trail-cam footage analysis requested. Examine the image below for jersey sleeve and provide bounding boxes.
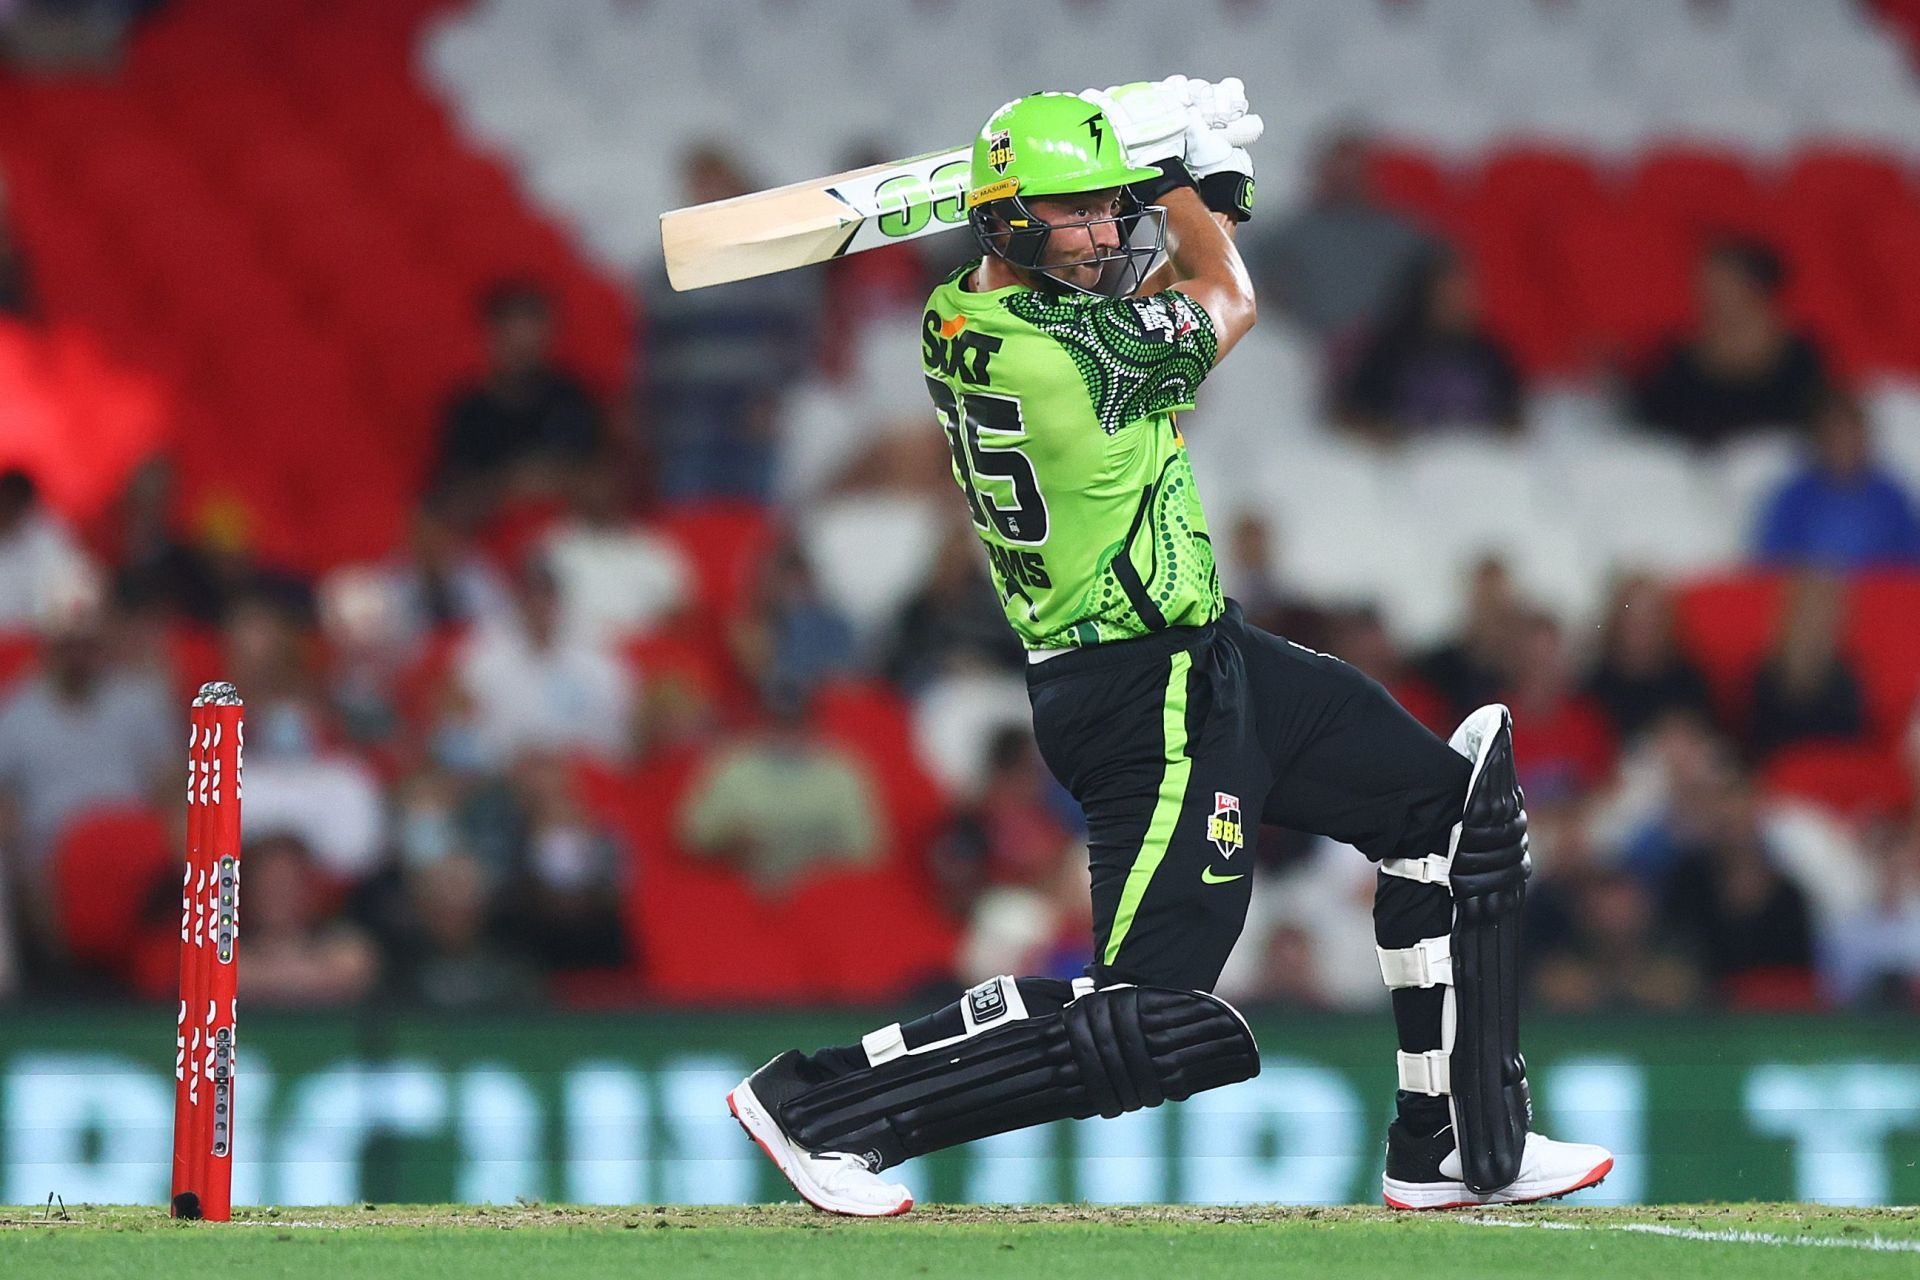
[1003,287,1220,435]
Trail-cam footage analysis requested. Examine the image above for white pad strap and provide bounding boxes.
[865,975,1031,1067]
[1376,936,1453,989]
[1380,852,1452,884]
[1397,1049,1452,1095]
[862,1022,907,1065]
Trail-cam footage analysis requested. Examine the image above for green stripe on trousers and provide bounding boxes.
[1102,649,1193,969]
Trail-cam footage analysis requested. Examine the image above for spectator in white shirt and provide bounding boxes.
[451,553,635,769]
[0,469,93,629]
[319,495,513,659]
[542,466,690,643]
[0,581,174,963]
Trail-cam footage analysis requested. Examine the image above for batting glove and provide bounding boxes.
[1083,80,1190,166]
[1183,101,1260,223]
[1186,77,1258,131]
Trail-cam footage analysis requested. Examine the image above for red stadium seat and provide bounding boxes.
[805,680,960,995]
[1461,153,1606,360]
[1721,966,1823,1012]
[0,634,40,694]
[657,502,779,625]
[1780,148,1911,226]
[1551,209,1693,365]
[784,864,956,998]
[49,806,175,975]
[1777,154,1909,365]
[1845,571,1920,743]
[1474,146,1607,222]
[814,679,951,863]
[1626,146,1772,245]
[1771,214,1882,378]
[1671,572,1786,728]
[1860,209,1920,369]
[1761,742,1913,820]
[1453,219,1575,374]
[619,751,815,1003]
[1366,146,1463,236]
[165,623,226,704]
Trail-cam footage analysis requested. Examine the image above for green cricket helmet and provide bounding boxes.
[966,92,1167,298]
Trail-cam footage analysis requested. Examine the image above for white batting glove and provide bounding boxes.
[1083,80,1189,165]
[1187,77,1251,129]
[1185,110,1256,179]
[1183,104,1258,223]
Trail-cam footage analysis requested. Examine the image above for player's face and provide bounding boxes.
[1028,188,1126,290]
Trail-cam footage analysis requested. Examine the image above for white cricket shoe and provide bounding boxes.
[727,1057,914,1218]
[1382,1122,1613,1210]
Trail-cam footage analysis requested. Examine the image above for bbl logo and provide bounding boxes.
[987,129,1014,175]
[1208,792,1244,858]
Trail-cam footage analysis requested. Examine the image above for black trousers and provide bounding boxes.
[1027,599,1471,992]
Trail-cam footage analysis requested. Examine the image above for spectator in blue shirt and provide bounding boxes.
[640,144,820,504]
[1756,392,1920,570]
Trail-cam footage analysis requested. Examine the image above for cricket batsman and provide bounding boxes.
[728,79,1614,1214]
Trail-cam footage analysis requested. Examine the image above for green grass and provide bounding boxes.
[2,1203,1916,1279]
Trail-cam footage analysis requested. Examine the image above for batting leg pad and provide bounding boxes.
[1447,704,1533,1194]
[778,985,1259,1169]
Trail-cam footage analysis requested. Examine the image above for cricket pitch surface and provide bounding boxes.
[3,1201,1915,1278]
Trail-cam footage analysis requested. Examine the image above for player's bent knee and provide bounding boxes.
[1452,789,1529,905]
[781,985,1259,1169]
[1447,705,1534,1193]
[1062,985,1259,1117]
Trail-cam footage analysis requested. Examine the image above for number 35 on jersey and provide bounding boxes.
[924,309,1052,563]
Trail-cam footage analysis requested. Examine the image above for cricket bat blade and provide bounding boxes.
[661,147,971,291]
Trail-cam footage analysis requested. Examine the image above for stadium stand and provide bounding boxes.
[0,0,629,571]
[0,0,1915,1013]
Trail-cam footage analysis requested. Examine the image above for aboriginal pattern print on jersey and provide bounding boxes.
[1069,448,1222,647]
[1005,290,1219,436]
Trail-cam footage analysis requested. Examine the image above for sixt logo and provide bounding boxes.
[1208,792,1244,858]
[987,129,1014,175]
[923,309,1002,382]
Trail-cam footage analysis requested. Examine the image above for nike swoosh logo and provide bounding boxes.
[1200,868,1245,885]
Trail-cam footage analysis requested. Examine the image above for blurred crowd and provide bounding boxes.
[0,121,1915,1016]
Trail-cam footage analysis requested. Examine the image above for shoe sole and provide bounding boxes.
[1382,1156,1613,1210]
[726,1081,914,1218]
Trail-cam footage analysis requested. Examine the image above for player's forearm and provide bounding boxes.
[1160,188,1255,359]
[1136,210,1235,297]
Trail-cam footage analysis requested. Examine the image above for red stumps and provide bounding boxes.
[170,682,244,1221]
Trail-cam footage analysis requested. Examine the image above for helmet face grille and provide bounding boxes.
[970,195,1167,299]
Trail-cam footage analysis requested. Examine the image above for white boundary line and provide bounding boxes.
[1468,1215,1920,1254]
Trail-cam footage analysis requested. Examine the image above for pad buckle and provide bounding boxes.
[1397,1049,1452,1096]
[1379,852,1452,884]
[1376,936,1453,989]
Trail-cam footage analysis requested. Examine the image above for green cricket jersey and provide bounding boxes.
[921,261,1225,650]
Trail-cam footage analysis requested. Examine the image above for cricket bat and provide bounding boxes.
[661,146,972,292]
